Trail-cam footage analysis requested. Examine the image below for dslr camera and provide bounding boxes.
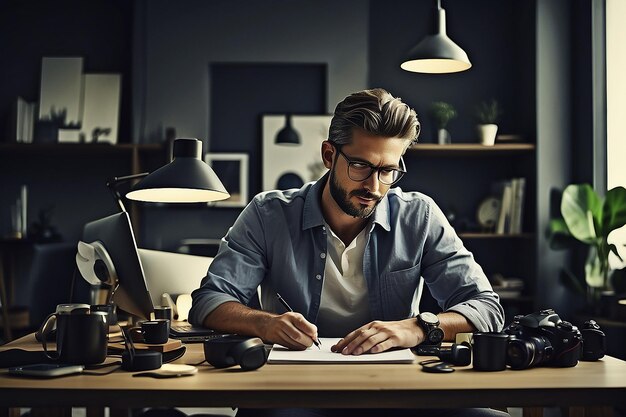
[504,309,583,369]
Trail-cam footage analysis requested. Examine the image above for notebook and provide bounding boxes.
[268,338,416,364]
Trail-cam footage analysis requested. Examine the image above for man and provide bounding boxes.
[190,88,506,417]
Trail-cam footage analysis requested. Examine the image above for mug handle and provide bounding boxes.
[128,327,145,343]
[37,313,60,360]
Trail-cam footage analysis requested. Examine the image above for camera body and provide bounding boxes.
[504,309,582,370]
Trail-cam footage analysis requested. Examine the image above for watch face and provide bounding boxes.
[420,312,439,325]
[428,327,445,344]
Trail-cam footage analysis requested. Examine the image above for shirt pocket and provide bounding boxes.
[380,264,421,320]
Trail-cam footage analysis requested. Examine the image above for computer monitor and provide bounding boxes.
[81,212,154,319]
[138,248,213,308]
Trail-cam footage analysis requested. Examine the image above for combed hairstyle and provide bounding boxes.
[328,88,420,146]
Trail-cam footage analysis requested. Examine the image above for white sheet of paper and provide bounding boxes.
[268,338,415,364]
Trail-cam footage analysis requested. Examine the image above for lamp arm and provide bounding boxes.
[106,172,149,213]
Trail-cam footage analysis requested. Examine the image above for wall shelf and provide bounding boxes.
[403,139,537,318]
[407,143,535,156]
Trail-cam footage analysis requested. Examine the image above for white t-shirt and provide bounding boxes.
[316,222,373,337]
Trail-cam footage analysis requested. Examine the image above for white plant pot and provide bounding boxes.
[477,124,498,146]
[437,128,451,145]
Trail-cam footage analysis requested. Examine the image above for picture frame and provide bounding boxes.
[39,57,84,137]
[262,115,332,191]
[80,73,121,144]
[204,153,249,207]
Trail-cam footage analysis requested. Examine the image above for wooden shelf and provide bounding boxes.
[407,143,535,156]
[458,233,534,239]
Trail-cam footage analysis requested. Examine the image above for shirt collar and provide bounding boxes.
[302,172,392,232]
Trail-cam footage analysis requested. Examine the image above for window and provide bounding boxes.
[606,0,626,188]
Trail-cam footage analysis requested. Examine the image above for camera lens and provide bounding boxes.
[507,336,552,369]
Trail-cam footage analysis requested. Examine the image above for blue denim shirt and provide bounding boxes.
[189,175,504,334]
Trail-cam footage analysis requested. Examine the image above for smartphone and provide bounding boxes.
[9,363,84,378]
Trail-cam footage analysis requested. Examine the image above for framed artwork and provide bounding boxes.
[262,115,332,191]
[39,57,84,128]
[205,153,249,207]
[80,73,121,144]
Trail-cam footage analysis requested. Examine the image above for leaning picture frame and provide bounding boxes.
[204,153,249,208]
[262,114,332,192]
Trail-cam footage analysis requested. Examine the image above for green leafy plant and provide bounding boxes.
[475,99,502,124]
[548,184,626,300]
[430,102,457,129]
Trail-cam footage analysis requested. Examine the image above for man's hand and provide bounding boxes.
[262,312,319,351]
[331,319,422,355]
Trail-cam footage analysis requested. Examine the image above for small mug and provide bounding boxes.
[131,319,170,344]
[472,332,510,371]
[153,305,172,321]
[91,304,117,326]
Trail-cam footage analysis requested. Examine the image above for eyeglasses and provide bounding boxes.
[333,145,406,186]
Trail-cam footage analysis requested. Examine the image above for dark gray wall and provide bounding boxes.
[132,0,369,145]
[0,0,133,144]
[369,0,536,145]
[0,0,133,241]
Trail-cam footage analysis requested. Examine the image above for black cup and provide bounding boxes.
[153,306,172,321]
[42,312,108,365]
[139,319,170,344]
[472,332,510,371]
[91,304,117,326]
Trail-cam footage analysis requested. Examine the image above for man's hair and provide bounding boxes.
[328,88,420,146]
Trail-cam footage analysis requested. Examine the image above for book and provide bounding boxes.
[494,178,526,234]
[511,178,526,234]
[268,338,415,364]
[496,182,513,234]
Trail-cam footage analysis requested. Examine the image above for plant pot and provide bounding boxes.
[437,128,451,145]
[477,124,498,146]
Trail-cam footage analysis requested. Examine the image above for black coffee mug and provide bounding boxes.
[132,319,170,344]
[91,304,117,326]
[153,305,172,321]
[472,332,510,371]
[40,306,108,365]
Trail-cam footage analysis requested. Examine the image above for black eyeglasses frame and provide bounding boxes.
[332,144,407,186]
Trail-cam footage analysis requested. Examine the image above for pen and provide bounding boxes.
[276,293,321,349]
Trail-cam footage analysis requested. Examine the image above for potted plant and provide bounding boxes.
[475,99,501,146]
[548,184,626,311]
[430,102,456,145]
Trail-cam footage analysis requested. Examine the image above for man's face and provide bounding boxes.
[327,130,407,219]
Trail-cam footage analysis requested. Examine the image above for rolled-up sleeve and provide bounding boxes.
[189,199,267,325]
[420,199,504,332]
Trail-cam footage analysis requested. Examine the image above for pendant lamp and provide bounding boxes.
[275,114,301,145]
[401,0,471,74]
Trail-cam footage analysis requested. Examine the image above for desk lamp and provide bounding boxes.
[77,138,230,319]
[108,138,230,211]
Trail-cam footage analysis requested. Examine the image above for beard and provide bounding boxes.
[329,168,383,218]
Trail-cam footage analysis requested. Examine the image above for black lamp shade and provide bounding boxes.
[275,115,300,145]
[400,2,471,74]
[126,138,230,203]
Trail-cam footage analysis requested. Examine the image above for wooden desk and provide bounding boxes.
[0,335,625,415]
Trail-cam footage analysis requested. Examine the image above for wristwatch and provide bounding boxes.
[417,312,445,346]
